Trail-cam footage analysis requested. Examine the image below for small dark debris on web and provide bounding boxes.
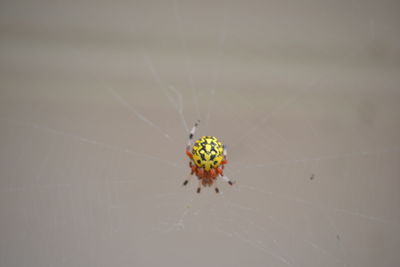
[336,234,340,241]
[310,174,315,180]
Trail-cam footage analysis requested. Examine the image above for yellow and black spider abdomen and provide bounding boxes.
[192,136,224,171]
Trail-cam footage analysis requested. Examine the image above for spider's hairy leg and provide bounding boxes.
[182,176,190,186]
[186,150,193,159]
[214,178,220,193]
[221,144,228,165]
[182,170,194,186]
[186,120,200,151]
[197,179,203,193]
[216,167,223,175]
[220,175,235,186]
[190,161,196,175]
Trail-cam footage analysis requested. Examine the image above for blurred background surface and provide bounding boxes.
[1,1,400,266]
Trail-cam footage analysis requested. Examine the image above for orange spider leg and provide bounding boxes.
[213,176,220,193]
[186,150,193,159]
[197,180,202,193]
[191,165,197,174]
[184,161,197,186]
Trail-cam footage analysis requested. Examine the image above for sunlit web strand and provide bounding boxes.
[215,193,297,267]
[230,146,400,175]
[230,66,340,151]
[107,87,172,141]
[0,118,178,169]
[142,54,190,133]
[173,0,201,121]
[205,5,230,129]
[224,197,345,266]
[236,184,399,226]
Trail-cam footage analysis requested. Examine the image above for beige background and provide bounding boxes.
[1,1,400,267]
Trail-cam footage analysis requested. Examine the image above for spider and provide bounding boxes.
[183,120,234,193]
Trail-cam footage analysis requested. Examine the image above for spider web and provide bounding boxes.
[1,1,400,267]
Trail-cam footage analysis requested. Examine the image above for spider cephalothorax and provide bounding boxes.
[183,121,234,193]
